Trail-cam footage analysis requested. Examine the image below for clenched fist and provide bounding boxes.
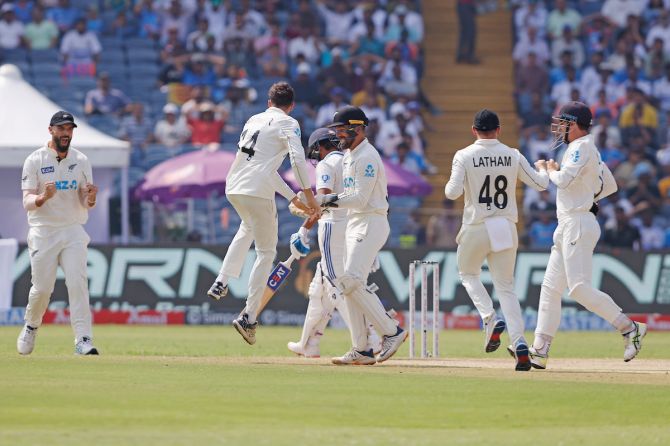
[42,182,56,201]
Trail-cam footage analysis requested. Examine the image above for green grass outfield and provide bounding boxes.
[1,325,668,446]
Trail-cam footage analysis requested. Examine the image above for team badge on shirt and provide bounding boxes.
[68,164,77,172]
[321,174,330,182]
[294,127,301,137]
[364,164,375,177]
[571,150,580,163]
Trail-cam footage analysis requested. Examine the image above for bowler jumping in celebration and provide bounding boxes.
[17,111,99,355]
[530,102,647,369]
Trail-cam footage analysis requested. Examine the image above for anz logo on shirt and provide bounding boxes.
[344,177,354,188]
[364,164,375,177]
[55,180,78,191]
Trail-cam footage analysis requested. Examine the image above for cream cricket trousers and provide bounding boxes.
[341,214,397,351]
[221,194,278,323]
[456,221,526,346]
[535,212,623,338]
[25,224,93,340]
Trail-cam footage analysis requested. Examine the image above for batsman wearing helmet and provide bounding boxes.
[530,101,647,369]
[287,128,381,358]
[318,106,407,365]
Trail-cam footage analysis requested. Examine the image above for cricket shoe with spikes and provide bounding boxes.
[287,341,320,358]
[484,317,506,353]
[366,327,382,356]
[505,342,532,371]
[207,281,228,301]
[529,346,548,370]
[233,313,257,345]
[75,336,99,355]
[623,322,647,362]
[376,327,408,363]
[332,348,376,365]
[17,325,38,355]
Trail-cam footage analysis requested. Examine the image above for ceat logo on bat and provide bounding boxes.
[267,263,291,291]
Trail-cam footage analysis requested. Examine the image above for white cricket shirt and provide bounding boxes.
[445,138,549,225]
[21,146,94,228]
[226,107,311,200]
[316,151,346,221]
[549,134,615,220]
[337,139,389,217]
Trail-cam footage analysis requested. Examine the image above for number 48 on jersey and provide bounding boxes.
[478,175,508,210]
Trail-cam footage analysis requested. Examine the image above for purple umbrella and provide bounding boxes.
[281,159,432,196]
[135,148,237,202]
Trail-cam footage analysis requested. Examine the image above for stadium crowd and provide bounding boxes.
[512,0,670,250]
[0,0,434,245]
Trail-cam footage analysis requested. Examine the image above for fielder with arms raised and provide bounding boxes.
[445,109,549,371]
[206,82,319,344]
[530,101,646,369]
[17,111,99,356]
[318,106,407,365]
[287,128,381,358]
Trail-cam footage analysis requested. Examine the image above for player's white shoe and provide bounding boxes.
[332,348,376,365]
[17,325,38,355]
[529,346,548,370]
[207,281,228,301]
[376,327,408,363]
[505,342,532,371]
[233,313,257,345]
[74,336,99,355]
[287,341,320,358]
[623,322,647,362]
[484,317,506,353]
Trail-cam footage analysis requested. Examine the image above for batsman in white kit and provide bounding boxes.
[206,82,319,344]
[530,102,647,369]
[286,128,381,358]
[17,111,99,355]
[445,109,549,371]
[318,106,407,365]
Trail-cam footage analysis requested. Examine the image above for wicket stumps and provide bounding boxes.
[408,260,440,358]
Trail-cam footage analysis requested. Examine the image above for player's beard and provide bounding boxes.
[337,129,358,150]
[53,135,70,154]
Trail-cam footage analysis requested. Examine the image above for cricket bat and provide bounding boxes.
[257,214,319,314]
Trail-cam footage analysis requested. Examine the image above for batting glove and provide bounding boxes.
[317,193,339,208]
[289,227,310,258]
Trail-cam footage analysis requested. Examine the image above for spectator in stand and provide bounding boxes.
[351,18,385,58]
[456,0,478,64]
[119,103,155,157]
[292,62,320,110]
[514,0,547,36]
[319,47,352,90]
[388,0,424,43]
[546,0,581,40]
[551,26,585,68]
[259,42,288,78]
[223,37,254,74]
[615,149,656,189]
[181,85,210,119]
[385,29,420,64]
[585,68,619,108]
[135,0,160,40]
[515,51,549,101]
[580,52,605,97]
[646,10,670,49]
[352,76,387,110]
[628,171,662,209]
[60,18,101,77]
[201,0,228,37]
[603,206,641,250]
[47,0,80,34]
[315,87,348,128]
[528,189,557,216]
[527,211,557,249]
[390,141,429,175]
[600,189,634,230]
[84,72,131,116]
[315,0,356,46]
[632,206,665,250]
[549,49,578,85]
[520,92,552,133]
[596,129,626,171]
[12,0,33,24]
[659,163,670,200]
[360,94,386,124]
[525,126,553,161]
[154,103,191,153]
[426,200,460,249]
[378,108,422,157]
[235,0,267,39]
[254,21,286,58]
[110,10,136,40]
[188,102,225,145]
[287,26,320,65]
[159,0,191,44]
[379,50,418,98]
[187,17,218,52]
[182,53,218,89]
[550,66,580,106]
[600,0,645,29]
[85,6,103,35]
[23,7,58,50]
[591,109,622,148]
[513,26,550,67]
[620,65,651,96]
[0,4,25,50]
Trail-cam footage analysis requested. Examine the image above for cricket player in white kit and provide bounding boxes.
[446,109,550,370]
[17,111,99,356]
[286,128,381,358]
[206,82,319,344]
[530,102,647,369]
[318,106,407,365]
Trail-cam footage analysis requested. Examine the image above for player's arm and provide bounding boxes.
[280,122,319,212]
[327,156,377,209]
[547,145,588,189]
[21,157,54,210]
[444,152,465,200]
[517,150,549,191]
[78,160,97,208]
